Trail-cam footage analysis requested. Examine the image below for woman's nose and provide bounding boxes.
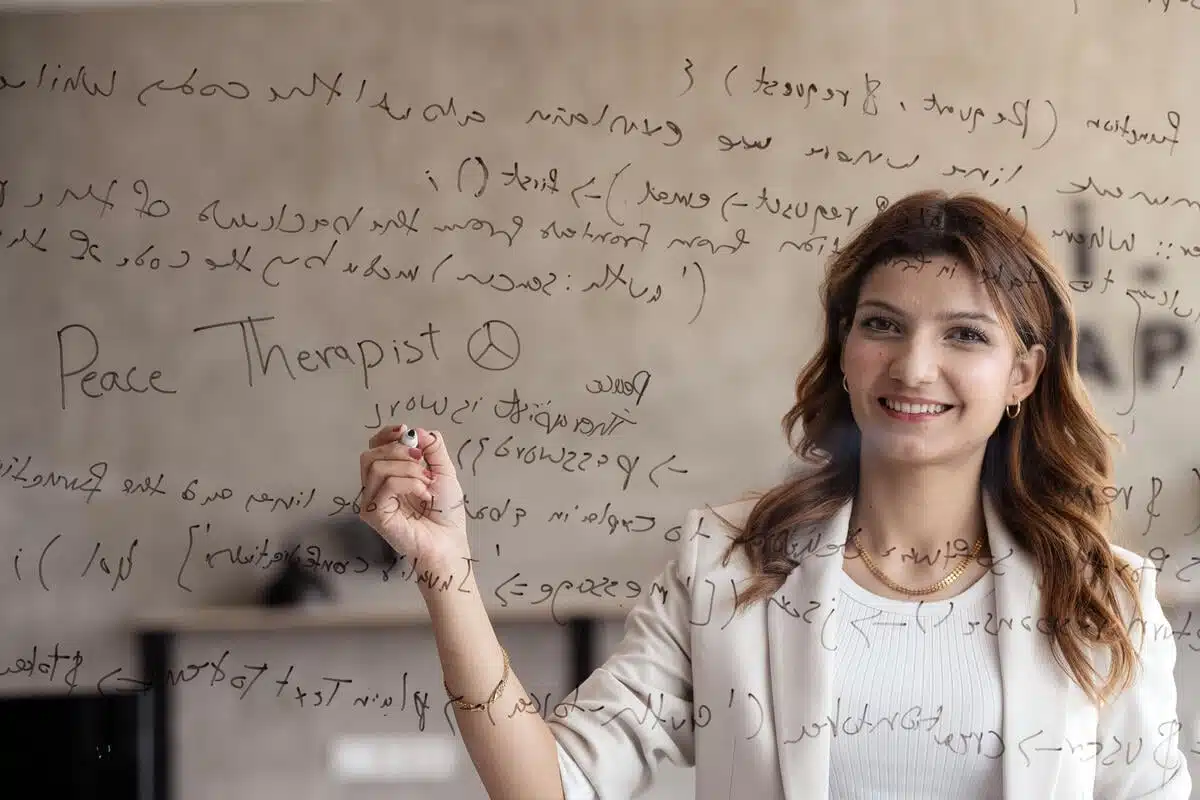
[888,336,940,387]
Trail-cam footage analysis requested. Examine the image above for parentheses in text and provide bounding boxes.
[430,252,453,284]
[38,533,61,591]
[682,262,705,325]
[720,191,738,223]
[470,437,488,477]
[604,162,630,228]
[455,437,472,471]
[1035,99,1058,151]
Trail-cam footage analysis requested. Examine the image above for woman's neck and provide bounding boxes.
[850,455,987,562]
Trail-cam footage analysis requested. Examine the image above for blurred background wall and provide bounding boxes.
[2,0,1199,797]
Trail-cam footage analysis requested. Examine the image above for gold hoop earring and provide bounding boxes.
[842,375,849,392]
[1006,400,1021,419]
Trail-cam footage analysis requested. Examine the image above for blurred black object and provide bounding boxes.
[258,547,333,606]
[0,692,137,799]
[256,517,392,607]
[328,513,395,565]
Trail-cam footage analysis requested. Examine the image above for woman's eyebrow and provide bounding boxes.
[857,299,999,326]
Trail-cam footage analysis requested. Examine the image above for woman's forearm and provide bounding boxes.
[421,573,566,800]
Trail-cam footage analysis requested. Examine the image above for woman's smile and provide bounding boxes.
[878,396,955,421]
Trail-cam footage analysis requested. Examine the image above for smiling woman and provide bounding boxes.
[727,192,1156,702]
[840,257,1044,466]
[356,189,1191,800]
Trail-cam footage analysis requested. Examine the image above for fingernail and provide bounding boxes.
[409,447,424,459]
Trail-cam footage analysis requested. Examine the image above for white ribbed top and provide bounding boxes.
[830,569,1003,799]
[554,570,1004,799]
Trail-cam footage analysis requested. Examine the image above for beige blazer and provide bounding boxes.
[548,493,1191,799]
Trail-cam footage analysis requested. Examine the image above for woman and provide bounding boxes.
[357,190,1190,799]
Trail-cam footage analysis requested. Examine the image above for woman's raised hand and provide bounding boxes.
[358,424,469,573]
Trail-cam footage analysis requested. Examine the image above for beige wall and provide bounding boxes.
[3,0,1200,796]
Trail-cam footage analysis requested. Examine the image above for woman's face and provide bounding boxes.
[840,255,1045,468]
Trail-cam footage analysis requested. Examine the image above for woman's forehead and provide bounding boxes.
[859,256,997,314]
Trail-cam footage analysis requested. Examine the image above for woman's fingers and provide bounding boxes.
[364,474,432,518]
[362,458,430,511]
[360,425,459,526]
[360,429,426,488]
[415,428,457,479]
[360,441,425,490]
[368,423,410,450]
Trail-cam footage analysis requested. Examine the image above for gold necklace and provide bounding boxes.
[850,530,984,596]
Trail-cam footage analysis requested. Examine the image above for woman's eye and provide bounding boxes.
[953,327,988,344]
[861,316,895,332]
[858,317,988,344]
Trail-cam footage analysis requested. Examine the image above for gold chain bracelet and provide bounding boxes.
[445,646,511,712]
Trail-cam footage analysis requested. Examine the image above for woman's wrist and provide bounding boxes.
[414,550,477,595]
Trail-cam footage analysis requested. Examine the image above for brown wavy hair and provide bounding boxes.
[722,189,1142,707]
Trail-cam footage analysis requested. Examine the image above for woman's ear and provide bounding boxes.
[1010,343,1047,402]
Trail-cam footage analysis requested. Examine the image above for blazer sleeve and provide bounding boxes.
[1094,559,1192,799]
[547,507,704,799]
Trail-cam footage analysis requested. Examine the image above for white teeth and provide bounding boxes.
[883,399,949,415]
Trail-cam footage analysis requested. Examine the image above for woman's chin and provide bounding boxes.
[860,434,949,467]
[861,431,989,472]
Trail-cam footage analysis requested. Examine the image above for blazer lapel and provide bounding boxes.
[982,494,1070,799]
[768,499,854,800]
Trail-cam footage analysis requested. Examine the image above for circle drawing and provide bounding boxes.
[466,319,521,371]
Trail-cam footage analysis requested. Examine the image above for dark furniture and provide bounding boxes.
[133,607,605,800]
